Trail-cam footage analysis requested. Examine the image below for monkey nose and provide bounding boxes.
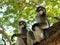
[21,25,24,27]
[39,11,43,14]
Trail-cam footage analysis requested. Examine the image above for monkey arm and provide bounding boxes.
[11,34,19,41]
[28,31,35,40]
[46,16,50,27]
[11,34,25,41]
[54,17,60,20]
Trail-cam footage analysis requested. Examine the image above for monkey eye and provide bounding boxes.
[19,22,25,26]
[19,23,23,25]
[39,8,42,10]
[38,8,43,12]
[20,23,23,24]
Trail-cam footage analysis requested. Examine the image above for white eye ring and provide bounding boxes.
[39,8,42,10]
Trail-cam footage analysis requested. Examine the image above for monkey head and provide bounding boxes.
[18,21,27,29]
[36,6,46,15]
[32,23,40,31]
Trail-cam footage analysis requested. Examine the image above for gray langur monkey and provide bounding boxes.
[35,6,50,29]
[27,23,44,45]
[11,21,27,45]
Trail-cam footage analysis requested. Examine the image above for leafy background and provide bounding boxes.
[0,0,60,45]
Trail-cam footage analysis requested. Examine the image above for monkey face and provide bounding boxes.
[36,6,46,15]
[19,24,25,29]
[39,10,44,15]
[19,21,27,29]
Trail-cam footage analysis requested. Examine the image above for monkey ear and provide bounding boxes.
[28,31,35,40]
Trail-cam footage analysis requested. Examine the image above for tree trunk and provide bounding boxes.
[38,21,60,45]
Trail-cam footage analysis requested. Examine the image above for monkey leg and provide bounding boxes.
[27,32,36,45]
[16,37,26,45]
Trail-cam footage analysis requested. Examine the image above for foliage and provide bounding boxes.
[0,0,60,45]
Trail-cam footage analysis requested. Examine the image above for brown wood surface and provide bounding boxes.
[38,21,60,45]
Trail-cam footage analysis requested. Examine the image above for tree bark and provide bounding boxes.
[38,21,60,45]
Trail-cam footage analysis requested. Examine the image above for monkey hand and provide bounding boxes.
[28,31,35,40]
[11,36,14,41]
[54,17,60,20]
[11,34,23,41]
[11,34,17,41]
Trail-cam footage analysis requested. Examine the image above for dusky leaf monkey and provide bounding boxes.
[11,21,27,45]
[27,23,44,45]
[35,6,50,29]
[32,23,44,45]
[35,6,60,39]
[27,6,50,45]
[35,6,50,39]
